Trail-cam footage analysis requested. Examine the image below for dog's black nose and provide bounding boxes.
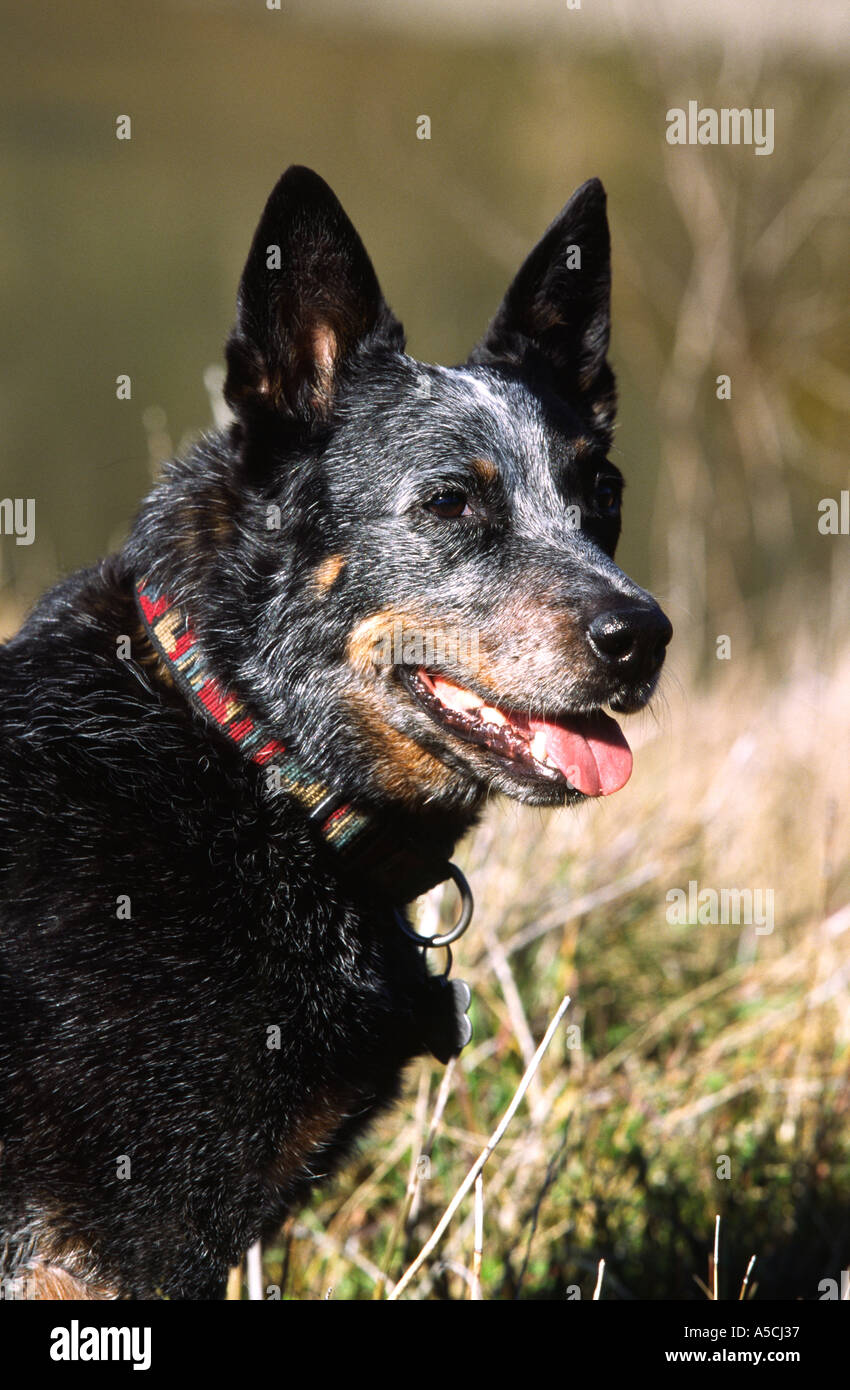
[587,604,672,680]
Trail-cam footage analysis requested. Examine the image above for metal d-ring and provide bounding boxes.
[395,861,474,949]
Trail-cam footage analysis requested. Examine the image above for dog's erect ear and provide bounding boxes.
[224,166,405,422]
[468,179,615,440]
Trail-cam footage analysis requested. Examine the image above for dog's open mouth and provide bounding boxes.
[402,668,633,796]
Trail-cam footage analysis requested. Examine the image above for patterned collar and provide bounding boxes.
[134,575,455,901]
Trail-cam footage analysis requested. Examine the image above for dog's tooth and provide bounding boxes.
[480,705,507,727]
[457,690,485,711]
[530,731,548,763]
[432,678,483,712]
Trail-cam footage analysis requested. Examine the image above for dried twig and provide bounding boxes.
[739,1254,757,1301]
[713,1215,721,1301]
[470,1174,484,1301]
[246,1239,263,1302]
[388,995,571,1300]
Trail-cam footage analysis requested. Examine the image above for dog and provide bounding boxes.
[0,166,671,1299]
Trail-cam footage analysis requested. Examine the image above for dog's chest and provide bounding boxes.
[229,884,425,1190]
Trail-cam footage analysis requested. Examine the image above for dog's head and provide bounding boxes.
[146,167,671,814]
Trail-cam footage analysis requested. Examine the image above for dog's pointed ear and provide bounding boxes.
[224,166,405,422]
[468,179,615,441]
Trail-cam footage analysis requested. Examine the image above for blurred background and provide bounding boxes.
[1,0,848,1300]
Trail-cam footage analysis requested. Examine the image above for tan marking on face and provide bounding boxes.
[572,436,594,458]
[349,691,456,805]
[344,610,468,802]
[472,458,499,485]
[346,608,422,680]
[313,553,346,595]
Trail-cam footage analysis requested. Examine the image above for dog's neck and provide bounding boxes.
[134,574,469,903]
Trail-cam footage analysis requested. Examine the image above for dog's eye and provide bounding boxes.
[594,477,622,516]
[424,491,471,520]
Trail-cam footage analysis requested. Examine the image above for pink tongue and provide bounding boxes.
[520,710,633,796]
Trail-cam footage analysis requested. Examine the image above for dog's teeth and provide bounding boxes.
[530,731,548,763]
[480,705,507,727]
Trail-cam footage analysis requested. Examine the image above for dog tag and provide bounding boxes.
[422,975,473,1065]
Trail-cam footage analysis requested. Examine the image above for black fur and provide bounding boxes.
[0,167,670,1299]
